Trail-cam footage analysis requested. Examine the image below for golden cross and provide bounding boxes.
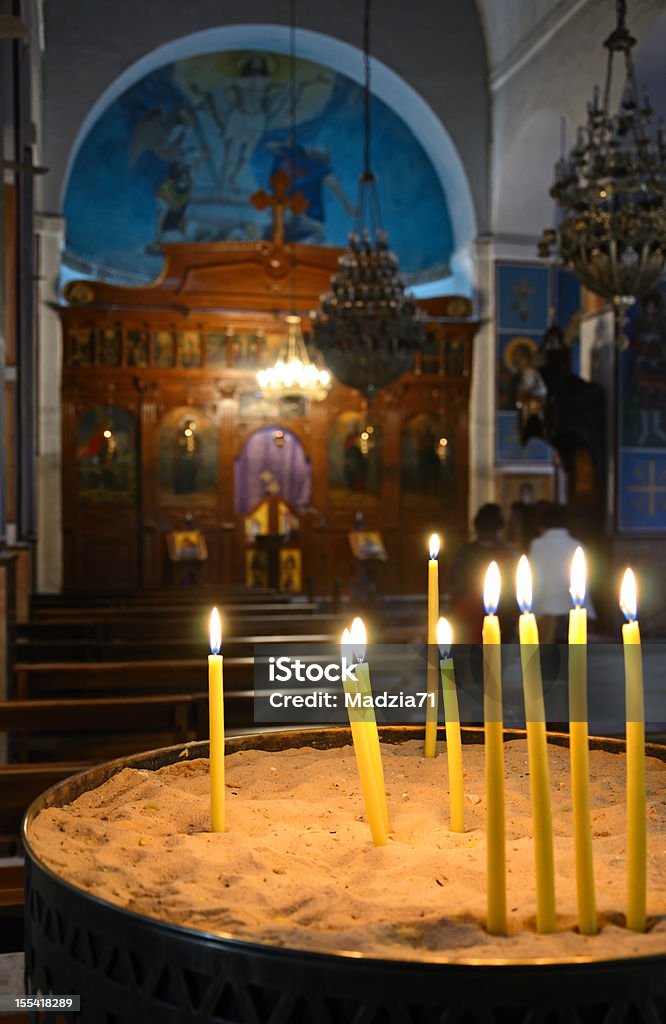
[627,460,666,518]
[250,171,309,248]
[511,276,536,322]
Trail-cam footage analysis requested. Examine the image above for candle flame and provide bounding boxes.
[429,533,440,560]
[209,607,222,655]
[569,546,586,607]
[436,616,453,659]
[340,626,353,663]
[350,616,367,663]
[620,568,637,622]
[516,555,533,614]
[483,561,501,615]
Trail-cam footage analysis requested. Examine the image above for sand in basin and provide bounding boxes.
[29,739,666,962]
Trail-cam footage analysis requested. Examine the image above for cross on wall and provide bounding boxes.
[250,171,309,248]
[627,460,666,519]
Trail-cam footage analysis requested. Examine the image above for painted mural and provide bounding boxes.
[158,407,219,507]
[400,413,454,501]
[63,50,454,285]
[619,283,666,531]
[495,263,580,464]
[76,405,137,504]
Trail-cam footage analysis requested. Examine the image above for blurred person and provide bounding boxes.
[528,502,595,643]
[449,503,516,643]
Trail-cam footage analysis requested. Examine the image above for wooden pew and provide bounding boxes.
[30,600,319,622]
[0,694,198,762]
[0,763,84,848]
[13,630,343,664]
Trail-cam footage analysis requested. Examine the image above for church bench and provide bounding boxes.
[13,632,342,664]
[12,657,253,700]
[0,694,199,763]
[30,600,319,622]
[16,615,345,647]
[0,763,86,851]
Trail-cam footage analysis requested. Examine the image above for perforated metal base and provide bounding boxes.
[23,729,666,1024]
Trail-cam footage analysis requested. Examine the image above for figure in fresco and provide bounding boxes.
[628,291,666,445]
[343,422,367,491]
[263,139,355,243]
[201,55,330,196]
[77,408,135,503]
[172,419,200,494]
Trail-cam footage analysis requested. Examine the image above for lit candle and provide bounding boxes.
[350,616,389,834]
[437,617,464,833]
[620,568,647,932]
[568,547,597,935]
[341,626,387,846]
[517,555,556,934]
[425,533,441,758]
[482,561,507,935]
[208,607,225,833]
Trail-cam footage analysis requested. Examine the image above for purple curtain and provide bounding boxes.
[234,428,312,514]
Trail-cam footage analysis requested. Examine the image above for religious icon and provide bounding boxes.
[206,332,228,368]
[245,549,269,588]
[154,330,176,368]
[76,405,136,504]
[158,407,218,507]
[179,330,202,368]
[166,529,208,562]
[400,413,453,500]
[126,328,149,367]
[328,411,381,504]
[231,332,263,369]
[98,326,121,367]
[499,336,544,412]
[67,328,94,367]
[623,289,666,447]
[279,548,302,593]
[173,418,200,494]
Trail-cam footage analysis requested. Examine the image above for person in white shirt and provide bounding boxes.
[528,503,595,643]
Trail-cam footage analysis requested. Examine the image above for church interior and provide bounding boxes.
[1,0,666,1018]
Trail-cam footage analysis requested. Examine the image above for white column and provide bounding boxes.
[468,234,496,523]
[35,213,64,593]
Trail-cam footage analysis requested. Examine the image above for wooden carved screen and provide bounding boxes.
[60,241,478,592]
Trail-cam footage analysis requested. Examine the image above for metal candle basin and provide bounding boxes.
[23,727,666,1024]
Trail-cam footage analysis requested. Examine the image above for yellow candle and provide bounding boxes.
[517,555,556,934]
[437,617,464,833]
[620,568,647,933]
[568,546,597,935]
[341,627,387,846]
[425,533,440,758]
[208,607,225,833]
[350,617,389,834]
[482,561,507,935]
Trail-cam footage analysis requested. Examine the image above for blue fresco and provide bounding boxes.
[495,262,581,464]
[496,411,553,464]
[63,50,454,285]
[496,264,549,333]
[619,449,666,531]
[620,284,666,449]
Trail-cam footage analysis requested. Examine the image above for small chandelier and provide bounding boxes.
[256,315,331,402]
[538,0,666,307]
[312,0,425,398]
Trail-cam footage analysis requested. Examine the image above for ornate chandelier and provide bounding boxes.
[312,0,425,398]
[257,315,331,402]
[538,0,666,306]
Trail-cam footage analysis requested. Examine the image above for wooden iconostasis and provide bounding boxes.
[60,242,478,595]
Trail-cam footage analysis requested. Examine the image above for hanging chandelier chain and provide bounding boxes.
[288,0,297,313]
[363,0,372,180]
